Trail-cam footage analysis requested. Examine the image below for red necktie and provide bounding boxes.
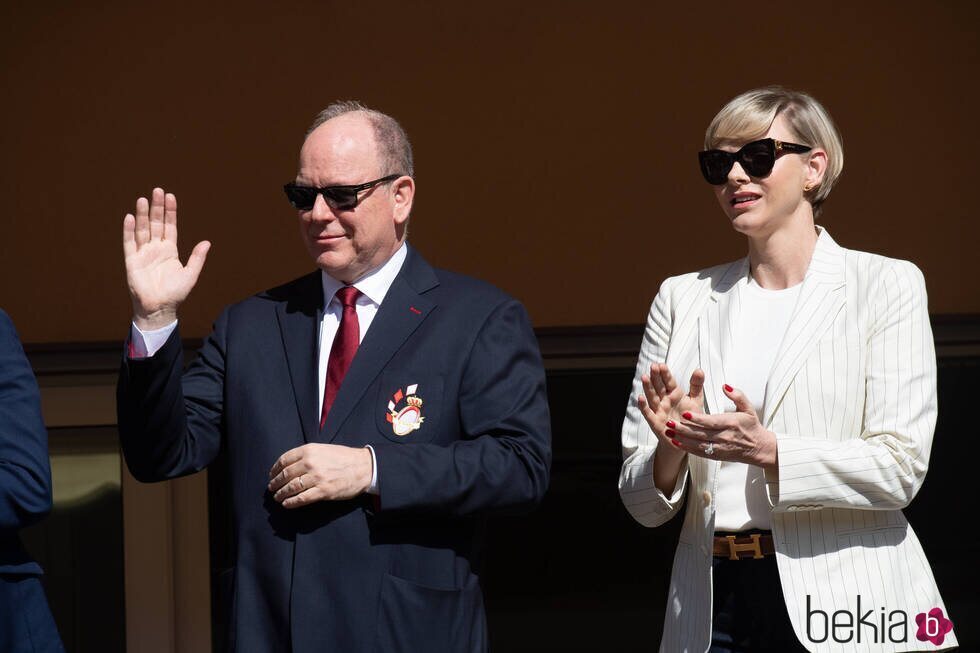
[320,286,361,428]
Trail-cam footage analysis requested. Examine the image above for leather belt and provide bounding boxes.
[712,532,776,559]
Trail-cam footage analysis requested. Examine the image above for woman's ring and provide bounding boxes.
[704,442,715,456]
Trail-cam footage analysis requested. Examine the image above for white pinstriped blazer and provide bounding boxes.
[619,228,956,652]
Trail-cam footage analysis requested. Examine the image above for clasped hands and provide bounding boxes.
[267,443,374,508]
[639,363,778,470]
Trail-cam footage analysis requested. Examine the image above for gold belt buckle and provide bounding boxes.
[726,534,763,560]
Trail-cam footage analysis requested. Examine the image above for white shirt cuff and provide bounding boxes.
[364,445,379,495]
[129,320,178,358]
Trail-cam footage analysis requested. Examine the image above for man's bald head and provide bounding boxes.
[305,101,414,178]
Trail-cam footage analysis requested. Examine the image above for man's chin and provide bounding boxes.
[313,252,345,272]
[315,255,360,284]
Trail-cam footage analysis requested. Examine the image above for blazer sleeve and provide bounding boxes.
[0,309,53,531]
[618,278,689,527]
[116,313,227,482]
[766,260,937,511]
[371,299,551,517]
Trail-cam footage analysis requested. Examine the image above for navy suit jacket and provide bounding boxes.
[117,247,552,653]
[1,309,63,652]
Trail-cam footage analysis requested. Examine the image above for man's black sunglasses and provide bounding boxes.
[698,138,812,185]
[283,174,402,211]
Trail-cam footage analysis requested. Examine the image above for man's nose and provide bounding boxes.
[310,193,336,221]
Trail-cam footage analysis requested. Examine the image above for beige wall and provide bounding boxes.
[2,1,977,343]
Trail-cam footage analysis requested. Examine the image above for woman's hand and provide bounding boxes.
[667,384,778,471]
[638,363,705,453]
[639,363,706,494]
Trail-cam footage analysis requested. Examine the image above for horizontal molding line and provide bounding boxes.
[24,315,980,377]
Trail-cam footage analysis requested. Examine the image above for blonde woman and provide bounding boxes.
[619,87,956,652]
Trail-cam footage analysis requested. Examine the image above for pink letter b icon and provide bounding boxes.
[915,607,953,645]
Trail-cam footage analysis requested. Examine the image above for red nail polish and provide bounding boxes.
[671,439,681,447]
[682,412,692,420]
[666,420,676,428]
[665,429,676,437]
[724,384,733,393]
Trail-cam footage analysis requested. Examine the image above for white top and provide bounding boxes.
[713,276,802,531]
[129,243,408,495]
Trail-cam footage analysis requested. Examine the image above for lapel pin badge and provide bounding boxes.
[386,383,425,436]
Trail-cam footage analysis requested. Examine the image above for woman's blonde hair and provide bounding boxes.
[704,87,844,215]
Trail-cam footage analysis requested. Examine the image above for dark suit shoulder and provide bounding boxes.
[213,271,322,323]
[0,308,17,338]
[429,267,518,309]
[211,256,521,326]
[258,271,323,303]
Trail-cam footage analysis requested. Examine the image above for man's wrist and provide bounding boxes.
[133,308,178,332]
[129,318,178,359]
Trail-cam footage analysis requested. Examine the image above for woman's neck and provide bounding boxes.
[746,214,819,290]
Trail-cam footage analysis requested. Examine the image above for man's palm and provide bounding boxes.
[122,188,210,330]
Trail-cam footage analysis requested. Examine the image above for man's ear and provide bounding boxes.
[391,176,415,225]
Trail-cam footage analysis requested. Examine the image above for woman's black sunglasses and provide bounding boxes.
[698,138,812,185]
[283,174,402,211]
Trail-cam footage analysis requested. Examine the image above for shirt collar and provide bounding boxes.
[320,242,408,308]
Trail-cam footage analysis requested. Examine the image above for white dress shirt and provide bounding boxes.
[129,243,409,495]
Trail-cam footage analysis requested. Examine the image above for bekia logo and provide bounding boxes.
[915,607,954,646]
[807,596,954,646]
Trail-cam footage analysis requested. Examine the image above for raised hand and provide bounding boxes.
[122,187,211,330]
[638,363,705,443]
[637,363,705,494]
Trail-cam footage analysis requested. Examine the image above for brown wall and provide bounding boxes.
[2,0,977,343]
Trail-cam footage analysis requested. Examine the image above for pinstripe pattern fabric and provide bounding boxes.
[618,228,956,652]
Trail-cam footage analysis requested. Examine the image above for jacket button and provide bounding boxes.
[702,490,712,505]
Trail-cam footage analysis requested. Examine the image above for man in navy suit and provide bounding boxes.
[0,309,64,652]
[116,102,551,652]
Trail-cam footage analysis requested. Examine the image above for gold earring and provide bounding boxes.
[803,183,814,192]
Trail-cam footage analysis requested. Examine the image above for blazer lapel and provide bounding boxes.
[680,259,746,497]
[696,258,749,417]
[319,247,439,442]
[762,228,846,426]
[274,272,324,443]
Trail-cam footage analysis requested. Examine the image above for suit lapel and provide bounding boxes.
[274,272,324,443]
[696,258,748,416]
[319,247,439,442]
[762,228,846,426]
[685,259,748,492]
